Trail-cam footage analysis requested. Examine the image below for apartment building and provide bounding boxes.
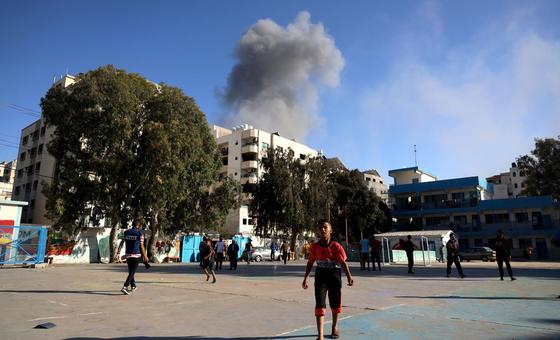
[388,166,560,259]
[213,124,320,235]
[0,160,17,200]
[11,75,76,225]
[362,169,389,203]
[486,162,527,199]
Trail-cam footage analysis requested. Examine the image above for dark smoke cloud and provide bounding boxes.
[220,11,344,140]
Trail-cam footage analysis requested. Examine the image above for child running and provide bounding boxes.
[302,220,354,340]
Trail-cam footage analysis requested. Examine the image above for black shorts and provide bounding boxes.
[201,259,214,270]
[314,267,342,316]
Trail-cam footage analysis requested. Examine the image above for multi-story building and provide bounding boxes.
[213,124,320,235]
[388,166,560,259]
[486,162,527,199]
[12,75,76,224]
[0,160,17,200]
[362,169,389,203]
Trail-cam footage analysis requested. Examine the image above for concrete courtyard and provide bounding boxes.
[1,260,559,339]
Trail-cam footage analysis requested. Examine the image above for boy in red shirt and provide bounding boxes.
[302,220,354,340]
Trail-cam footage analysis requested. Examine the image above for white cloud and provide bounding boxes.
[359,13,560,179]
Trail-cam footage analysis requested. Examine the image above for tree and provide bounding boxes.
[41,65,235,261]
[329,170,387,242]
[517,136,560,200]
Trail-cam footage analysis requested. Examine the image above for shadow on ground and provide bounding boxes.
[65,336,313,340]
[0,289,121,296]
[86,262,560,280]
[395,295,560,301]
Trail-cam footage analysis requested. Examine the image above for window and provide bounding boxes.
[515,212,529,223]
[33,180,38,191]
[261,142,269,149]
[380,181,383,184]
[20,152,26,161]
[485,213,509,224]
[242,218,247,225]
[30,199,35,209]
[17,169,23,178]
[412,178,419,183]
[235,141,238,145]
[366,177,371,181]
[25,183,31,192]
[22,136,28,144]
[520,171,525,176]
[26,166,33,176]
[299,154,306,160]
[235,156,238,160]
[14,186,20,195]
[512,172,516,177]
[452,192,465,200]
[373,178,376,182]
[35,162,41,172]
[32,130,39,140]
[521,182,525,188]
[453,215,467,225]
[248,218,253,225]
[29,148,37,158]
[40,126,46,136]
[514,183,518,188]
[38,144,43,154]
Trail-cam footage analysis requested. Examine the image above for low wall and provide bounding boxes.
[391,250,436,264]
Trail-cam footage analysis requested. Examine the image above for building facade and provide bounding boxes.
[213,124,320,235]
[388,167,560,259]
[362,169,389,203]
[11,75,76,225]
[0,160,17,200]
[486,162,527,199]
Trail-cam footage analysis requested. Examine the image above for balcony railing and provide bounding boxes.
[241,144,258,154]
[393,198,479,211]
[241,160,258,170]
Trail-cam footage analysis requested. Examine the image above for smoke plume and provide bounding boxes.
[221,11,344,140]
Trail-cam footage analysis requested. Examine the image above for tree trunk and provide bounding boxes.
[108,220,119,263]
[147,210,159,262]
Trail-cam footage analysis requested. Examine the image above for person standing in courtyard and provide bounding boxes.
[245,238,253,264]
[402,235,417,274]
[281,240,290,264]
[494,230,516,281]
[200,237,217,283]
[214,237,225,270]
[270,239,278,261]
[370,235,382,271]
[227,239,239,270]
[302,220,354,340]
[445,233,465,278]
[116,219,149,295]
[359,236,370,271]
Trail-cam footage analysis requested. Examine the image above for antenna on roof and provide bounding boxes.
[66,66,69,75]
[414,144,417,167]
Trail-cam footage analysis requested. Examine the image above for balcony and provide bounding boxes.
[241,160,258,170]
[242,129,258,139]
[241,143,258,154]
[240,173,258,185]
[393,198,479,211]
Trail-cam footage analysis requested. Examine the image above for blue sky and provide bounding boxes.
[1,1,559,182]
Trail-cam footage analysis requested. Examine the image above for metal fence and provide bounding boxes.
[0,226,48,265]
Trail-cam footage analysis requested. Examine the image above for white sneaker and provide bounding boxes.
[121,287,130,295]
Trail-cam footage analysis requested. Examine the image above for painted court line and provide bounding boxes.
[275,314,355,336]
[27,316,67,322]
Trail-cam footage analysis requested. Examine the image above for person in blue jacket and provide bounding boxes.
[116,219,149,295]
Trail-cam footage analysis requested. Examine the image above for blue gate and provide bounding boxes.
[0,226,48,265]
[181,234,204,263]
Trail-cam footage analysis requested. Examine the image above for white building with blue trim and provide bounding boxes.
[388,167,560,260]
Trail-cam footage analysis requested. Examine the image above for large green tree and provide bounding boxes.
[516,136,560,200]
[41,65,234,261]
